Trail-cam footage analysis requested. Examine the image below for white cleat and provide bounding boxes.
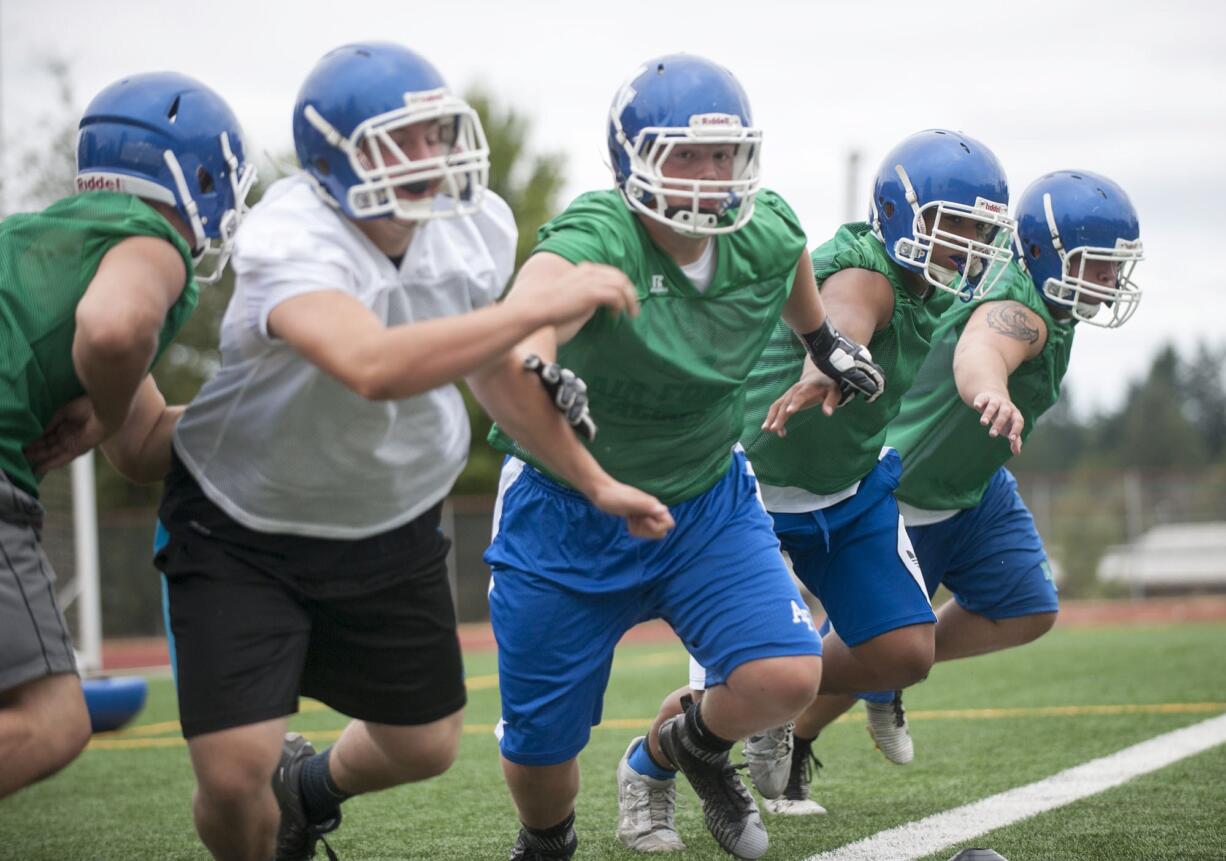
[616,737,686,853]
[744,721,794,800]
[865,691,914,765]
[762,733,827,817]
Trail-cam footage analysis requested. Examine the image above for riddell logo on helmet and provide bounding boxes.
[974,197,1008,215]
[76,175,125,193]
[690,113,741,128]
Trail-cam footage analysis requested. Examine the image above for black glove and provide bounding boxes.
[799,320,886,405]
[523,354,598,441]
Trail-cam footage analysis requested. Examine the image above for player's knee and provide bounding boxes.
[1018,611,1057,644]
[194,749,278,807]
[53,698,92,766]
[761,655,822,714]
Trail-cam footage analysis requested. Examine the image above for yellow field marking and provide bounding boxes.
[87,701,1226,751]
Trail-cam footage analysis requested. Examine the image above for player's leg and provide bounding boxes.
[157,464,318,860]
[654,451,822,859]
[933,601,1057,660]
[933,468,1059,661]
[270,501,465,860]
[782,453,936,695]
[0,673,91,800]
[0,480,91,800]
[186,719,288,861]
[486,459,645,860]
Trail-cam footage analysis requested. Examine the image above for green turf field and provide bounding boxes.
[3,622,1225,860]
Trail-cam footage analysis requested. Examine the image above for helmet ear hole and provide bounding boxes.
[196,166,215,194]
[1029,242,1042,259]
[882,200,895,219]
[313,157,331,177]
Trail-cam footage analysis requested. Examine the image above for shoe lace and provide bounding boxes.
[891,692,907,728]
[786,738,823,796]
[637,779,680,830]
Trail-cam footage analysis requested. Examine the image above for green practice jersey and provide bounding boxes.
[0,192,198,497]
[888,260,1075,511]
[742,223,951,495]
[489,189,807,505]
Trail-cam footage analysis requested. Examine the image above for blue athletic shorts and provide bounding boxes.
[771,450,935,648]
[485,450,821,766]
[908,467,1059,619]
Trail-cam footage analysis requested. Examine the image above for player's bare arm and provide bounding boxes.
[953,299,1049,455]
[467,329,674,540]
[265,261,637,401]
[72,236,186,436]
[765,259,895,434]
[99,377,184,483]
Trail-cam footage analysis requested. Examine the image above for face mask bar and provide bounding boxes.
[175,132,258,286]
[1039,192,1143,328]
[304,91,490,222]
[614,116,763,236]
[884,165,1017,301]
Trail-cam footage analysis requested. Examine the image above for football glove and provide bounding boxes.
[523,354,597,441]
[800,320,886,405]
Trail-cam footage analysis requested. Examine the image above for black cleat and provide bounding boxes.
[508,823,578,860]
[271,732,340,861]
[763,734,826,816]
[657,712,768,859]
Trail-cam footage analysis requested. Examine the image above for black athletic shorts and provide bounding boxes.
[156,453,466,738]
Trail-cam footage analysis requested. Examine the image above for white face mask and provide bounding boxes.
[876,165,1017,301]
[614,113,763,237]
[304,89,490,222]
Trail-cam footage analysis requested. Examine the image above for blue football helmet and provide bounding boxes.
[293,42,489,222]
[1015,170,1143,329]
[608,54,761,236]
[76,72,255,285]
[871,129,1015,301]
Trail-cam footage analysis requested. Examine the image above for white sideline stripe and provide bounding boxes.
[804,713,1226,861]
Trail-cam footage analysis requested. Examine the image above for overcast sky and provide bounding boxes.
[4,0,1223,415]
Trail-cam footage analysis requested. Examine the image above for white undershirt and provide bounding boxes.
[679,239,716,293]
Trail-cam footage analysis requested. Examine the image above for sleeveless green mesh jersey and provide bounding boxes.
[488,189,806,505]
[0,192,198,496]
[887,260,1076,511]
[742,222,952,494]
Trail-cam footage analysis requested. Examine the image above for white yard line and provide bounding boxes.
[805,712,1226,861]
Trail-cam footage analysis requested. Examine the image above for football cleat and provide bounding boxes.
[743,722,794,800]
[866,691,914,765]
[271,733,340,861]
[763,734,827,817]
[658,712,768,859]
[616,737,686,853]
[508,822,578,860]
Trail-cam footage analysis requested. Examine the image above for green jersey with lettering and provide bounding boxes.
[742,222,951,495]
[0,192,198,497]
[488,188,806,505]
[888,260,1075,511]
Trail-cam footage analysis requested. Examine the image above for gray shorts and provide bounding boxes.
[0,472,77,692]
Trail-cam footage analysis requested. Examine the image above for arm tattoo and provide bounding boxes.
[984,303,1040,344]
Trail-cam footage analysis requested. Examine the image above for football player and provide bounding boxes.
[152,42,664,861]
[790,169,1144,813]
[480,54,885,861]
[616,130,1017,842]
[1,71,253,800]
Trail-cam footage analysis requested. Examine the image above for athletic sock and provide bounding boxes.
[859,689,898,705]
[686,700,734,754]
[524,811,576,851]
[299,747,351,824]
[628,737,676,780]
